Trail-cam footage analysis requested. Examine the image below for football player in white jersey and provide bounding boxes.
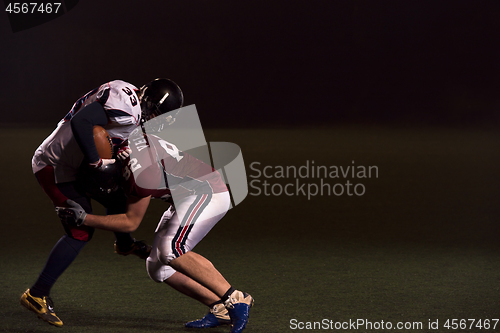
[21,79,184,327]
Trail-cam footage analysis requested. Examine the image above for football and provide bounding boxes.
[93,125,114,159]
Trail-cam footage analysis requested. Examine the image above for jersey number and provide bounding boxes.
[123,158,142,181]
[122,87,138,106]
[159,139,183,162]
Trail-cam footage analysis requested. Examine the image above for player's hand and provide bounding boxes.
[55,199,87,227]
[164,205,175,220]
[154,205,175,233]
[117,146,132,160]
[89,158,116,169]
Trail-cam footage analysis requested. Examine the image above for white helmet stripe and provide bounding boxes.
[159,92,170,105]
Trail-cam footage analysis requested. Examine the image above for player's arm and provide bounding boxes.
[56,195,151,233]
[85,195,151,232]
[70,101,109,166]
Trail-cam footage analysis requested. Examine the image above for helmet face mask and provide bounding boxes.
[140,78,184,124]
[141,112,177,133]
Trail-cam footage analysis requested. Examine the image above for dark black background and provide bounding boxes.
[1,0,500,127]
[2,4,500,330]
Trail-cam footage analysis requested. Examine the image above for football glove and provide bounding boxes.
[55,199,87,227]
[89,158,116,169]
[117,146,132,160]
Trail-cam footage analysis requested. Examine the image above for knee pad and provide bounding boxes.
[156,235,182,266]
[146,257,176,283]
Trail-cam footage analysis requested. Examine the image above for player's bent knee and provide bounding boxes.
[146,258,176,282]
[158,250,177,266]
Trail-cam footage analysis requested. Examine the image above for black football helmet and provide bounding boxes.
[77,161,124,200]
[140,78,184,123]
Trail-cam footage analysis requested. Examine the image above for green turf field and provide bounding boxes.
[1,125,499,332]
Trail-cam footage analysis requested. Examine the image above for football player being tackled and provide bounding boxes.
[21,78,182,327]
[56,80,254,333]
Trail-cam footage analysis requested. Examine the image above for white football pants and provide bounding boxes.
[146,191,230,282]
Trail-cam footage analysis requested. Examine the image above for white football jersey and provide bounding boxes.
[32,80,142,183]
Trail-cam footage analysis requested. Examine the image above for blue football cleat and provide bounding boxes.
[225,291,254,333]
[185,303,230,328]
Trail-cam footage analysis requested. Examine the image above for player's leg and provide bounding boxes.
[156,193,230,295]
[166,272,232,328]
[157,192,254,332]
[21,166,93,327]
[171,252,253,332]
[165,271,220,305]
[147,206,230,328]
[146,263,231,327]
[147,254,222,307]
[170,251,231,297]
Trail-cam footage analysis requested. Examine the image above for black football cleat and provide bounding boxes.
[114,239,152,259]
